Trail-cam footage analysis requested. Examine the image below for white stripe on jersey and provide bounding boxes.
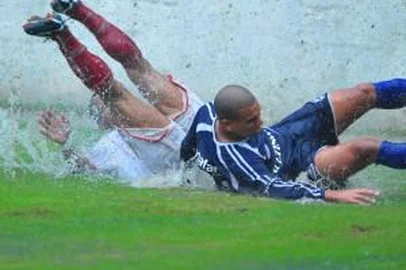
[226,145,268,184]
[229,172,239,191]
[263,144,272,159]
[225,145,255,180]
[239,142,266,160]
[271,181,323,197]
[206,104,215,120]
[231,145,268,184]
[216,144,239,190]
[196,123,212,133]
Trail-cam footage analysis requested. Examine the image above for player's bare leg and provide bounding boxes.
[314,137,381,181]
[315,79,406,181]
[51,0,184,118]
[98,80,170,128]
[23,15,169,129]
[328,82,376,135]
[329,78,406,135]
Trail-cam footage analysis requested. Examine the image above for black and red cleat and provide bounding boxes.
[23,14,65,38]
[51,0,81,14]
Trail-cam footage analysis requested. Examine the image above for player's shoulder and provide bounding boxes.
[197,102,216,116]
[195,102,217,124]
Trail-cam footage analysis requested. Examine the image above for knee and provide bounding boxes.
[348,137,380,160]
[97,79,126,103]
[354,83,376,102]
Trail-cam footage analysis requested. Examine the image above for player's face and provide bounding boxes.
[229,102,263,138]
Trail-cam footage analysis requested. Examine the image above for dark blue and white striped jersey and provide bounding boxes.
[180,102,325,200]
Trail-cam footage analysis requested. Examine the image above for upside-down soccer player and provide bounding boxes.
[24,0,203,179]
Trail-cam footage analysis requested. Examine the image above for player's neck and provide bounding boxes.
[215,121,247,142]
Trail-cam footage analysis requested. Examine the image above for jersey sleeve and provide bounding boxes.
[220,145,325,200]
[263,178,325,200]
[180,106,201,161]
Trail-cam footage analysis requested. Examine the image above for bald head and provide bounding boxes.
[214,85,257,120]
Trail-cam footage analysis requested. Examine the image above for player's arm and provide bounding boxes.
[262,177,325,200]
[180,108,201,161]
[242,167,378,204]
[324,189,379,205]
[224,150,379,204]
[61,147,96,173]
[246,170,378,204]
[265,180,379,204]
[37,110,95,173]
[222,149,325,200]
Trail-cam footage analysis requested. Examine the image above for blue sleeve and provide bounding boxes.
[262,178,325,200]
[221,146,325,200]
[180,110,199,161]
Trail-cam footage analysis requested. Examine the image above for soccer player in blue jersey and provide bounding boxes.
[181,80,406,204]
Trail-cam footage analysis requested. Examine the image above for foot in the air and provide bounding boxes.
[23,14,65,38]
[51,0,81,14]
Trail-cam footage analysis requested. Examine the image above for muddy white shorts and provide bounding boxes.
[168,75,204,132]
[86,129,151,180]
[88,78,203,181]
[118,77,203,177]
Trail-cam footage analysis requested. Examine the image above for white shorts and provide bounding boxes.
[88,78,203,181]
[86,129,151,180]
[119,77,203,175]
[167,75,204,132]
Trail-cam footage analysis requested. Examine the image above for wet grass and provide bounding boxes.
[1,104,405,269]
[0,167,405,270]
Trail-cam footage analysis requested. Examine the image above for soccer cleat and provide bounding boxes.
[51,0,80,14]
[23,14,66,37]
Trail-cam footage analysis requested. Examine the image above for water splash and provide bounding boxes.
[0,76,96,179]
[0,92,66,178]
[0,88,215,189]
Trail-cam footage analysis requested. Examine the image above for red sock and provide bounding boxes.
[69,2,143,69]
[54,28,113,92]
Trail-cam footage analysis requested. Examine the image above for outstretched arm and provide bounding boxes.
[325,189,380,205]
[37,110,95,172]
[261,176,380,205]
[262,178,325,200]
[222,152,379,205]
[255,177,379,205]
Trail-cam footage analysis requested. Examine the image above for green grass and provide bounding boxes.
[1,167,406,270]
[1,104,405,269]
